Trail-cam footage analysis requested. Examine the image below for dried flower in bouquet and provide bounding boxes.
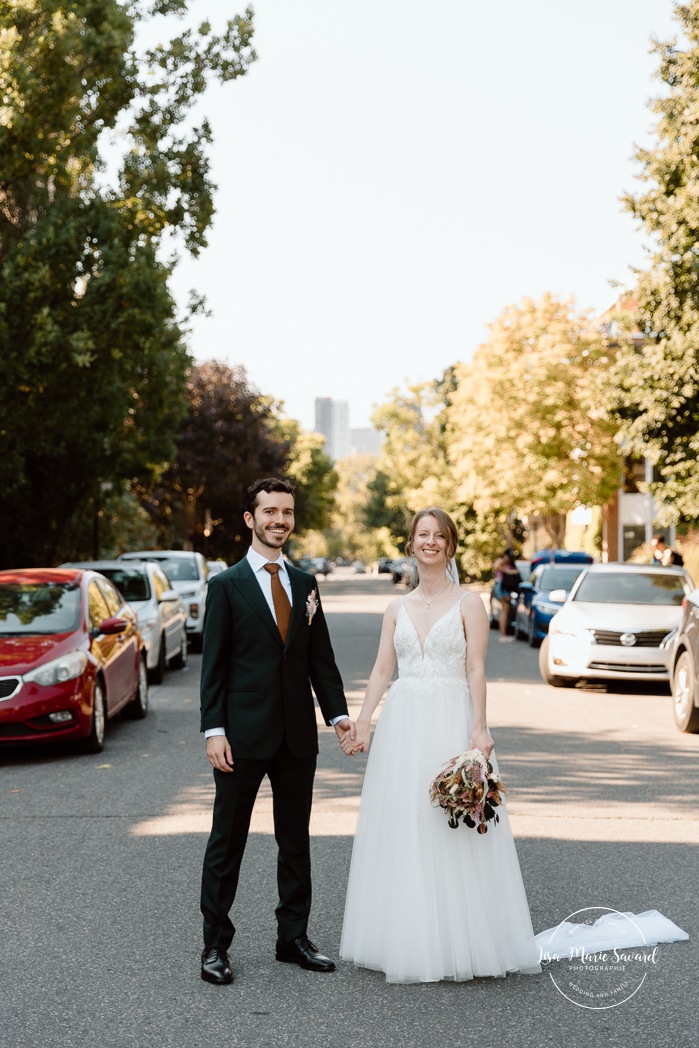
[429,748,505,833]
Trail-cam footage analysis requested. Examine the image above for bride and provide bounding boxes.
[339,507,542,983]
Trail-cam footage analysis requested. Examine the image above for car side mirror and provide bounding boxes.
[159,589,179,603]
[97,617,128,635]
[548,589,568,603]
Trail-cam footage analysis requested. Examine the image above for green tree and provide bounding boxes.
[371,374,456,549]
[605,2,699,521]
[0,1,255,566]
[275,418,338,538]
[135,361,288,560]
[448,294,619,548]
[325,454,398,563]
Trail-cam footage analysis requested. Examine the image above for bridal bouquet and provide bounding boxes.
[429,749,505,832]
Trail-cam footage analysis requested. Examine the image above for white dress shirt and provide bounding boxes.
[204,547,348,738]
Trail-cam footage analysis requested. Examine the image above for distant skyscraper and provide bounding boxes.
[350,428,383,456]
[314,398,351,460]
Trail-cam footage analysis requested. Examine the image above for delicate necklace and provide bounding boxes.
[415,579,453,608]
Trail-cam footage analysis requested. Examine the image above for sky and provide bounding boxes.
[164,0,679,431]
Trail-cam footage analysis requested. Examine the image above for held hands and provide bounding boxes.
[340,721,370,757]
[468,726,494,760]
[206,735,234,772]
[334,718,369,756]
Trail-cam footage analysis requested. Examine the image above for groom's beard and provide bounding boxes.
[252,520,292,551]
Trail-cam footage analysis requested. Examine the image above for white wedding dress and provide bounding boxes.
[340,595,542,983]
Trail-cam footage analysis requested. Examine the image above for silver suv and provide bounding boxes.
[118,550,209,651]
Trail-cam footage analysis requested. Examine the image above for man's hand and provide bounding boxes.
[341,722,369,756]
[206,735,234,772]
[334,718,356,753]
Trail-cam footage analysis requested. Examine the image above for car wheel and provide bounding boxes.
[171,631,188,670]
[81,679,106,753]
[124,656,149,720]
[539,638,576,688]
[148,635,166,684]
[673,650,699,733]
[528,615,541,649]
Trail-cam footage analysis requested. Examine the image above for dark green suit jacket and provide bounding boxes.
[199,557,348,759]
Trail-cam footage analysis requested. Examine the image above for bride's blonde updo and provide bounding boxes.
[405,507,458,559]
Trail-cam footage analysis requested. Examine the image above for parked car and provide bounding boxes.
[310,557,332,576]
[671,588,699,733]
[0,568,148,752]
[530,549,594,571]
[377,557,394,574]
[540,563,692,689]
[64,561,188,683]
[206,560,228,577]
[351,561,367,574]
[390,557,415,584]
[513,563,589,647]
[118,550,209,651]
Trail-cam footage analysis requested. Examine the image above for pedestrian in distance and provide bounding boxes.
[492,548,521,643]
[199,477,357,985]
[651,533,684,567]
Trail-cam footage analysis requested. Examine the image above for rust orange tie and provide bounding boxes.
[263,563,292,642]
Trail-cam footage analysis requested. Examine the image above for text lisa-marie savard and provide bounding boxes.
[539,945,659,968]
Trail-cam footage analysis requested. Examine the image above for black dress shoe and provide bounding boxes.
[275,934,336,972]
[201,946,234,984]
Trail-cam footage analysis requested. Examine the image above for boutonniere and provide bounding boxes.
[306,589,319,626]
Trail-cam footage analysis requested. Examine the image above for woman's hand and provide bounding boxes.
[342,722,370,755]
[469,726,494,759]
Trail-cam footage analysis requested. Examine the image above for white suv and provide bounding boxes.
[118,550,209,651]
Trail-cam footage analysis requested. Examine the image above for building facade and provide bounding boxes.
[314,397,351,461]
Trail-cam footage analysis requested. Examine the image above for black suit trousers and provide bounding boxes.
[200,738,317,949]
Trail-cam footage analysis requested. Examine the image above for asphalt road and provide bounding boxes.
[1,574,697,1048]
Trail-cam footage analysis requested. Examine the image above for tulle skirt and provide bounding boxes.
[340,675,542,983]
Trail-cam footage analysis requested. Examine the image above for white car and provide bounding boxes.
[65,560,188,683]
[540,563,692,689]
[118,550,209,651]
[206,560,228,577]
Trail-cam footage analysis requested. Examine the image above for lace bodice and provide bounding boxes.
[394,597,467,681]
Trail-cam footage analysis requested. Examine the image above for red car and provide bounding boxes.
[0,568,148,753]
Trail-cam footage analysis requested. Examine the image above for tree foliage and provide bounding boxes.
[135,361,289,560]
[448,294,620,546]
[324,455,398,563]
[605,2,699,521]
[371,375,456,550]
[0,1,256,566]
[272,417,339,539]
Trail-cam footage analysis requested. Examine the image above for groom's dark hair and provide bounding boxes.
[245,477,296,516]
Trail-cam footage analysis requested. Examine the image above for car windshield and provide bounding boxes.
[98,569,151,602]
[0,583,82,634]
[139,556,199,581]
[573,572,687,606]
[539,567,584,592]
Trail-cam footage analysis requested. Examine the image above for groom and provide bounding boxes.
[199,477,354,985]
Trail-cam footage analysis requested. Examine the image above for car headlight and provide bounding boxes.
[24,651,88,687]
[550,623,590,638]
[537,602,563,614]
